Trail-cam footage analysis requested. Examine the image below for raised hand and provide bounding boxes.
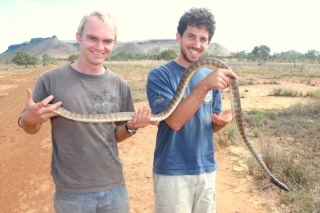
[20,88,62,134]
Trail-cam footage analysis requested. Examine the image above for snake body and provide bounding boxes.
[52,57,289,192]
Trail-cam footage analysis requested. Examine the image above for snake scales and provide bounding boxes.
[51,57,289,192]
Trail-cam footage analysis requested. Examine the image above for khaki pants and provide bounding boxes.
[153,171,216,213]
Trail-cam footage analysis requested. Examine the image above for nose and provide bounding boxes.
[95,41,104,50]
[192,39,201,49]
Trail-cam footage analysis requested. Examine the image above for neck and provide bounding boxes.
[175,55,192,68]
[75,60,105,75]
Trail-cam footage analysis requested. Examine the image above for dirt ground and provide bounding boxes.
[0,64,319,213]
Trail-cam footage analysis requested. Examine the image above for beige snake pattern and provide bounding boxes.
[51,57,289,192]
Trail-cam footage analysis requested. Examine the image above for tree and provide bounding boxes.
[231,51,247,61]
[12,51,39,68]
[251,45,271,63]
[160,49,178,61]
[67,54,79,63]
[42,53,57,66]
[305,49,319,62]
[0,56,12,65]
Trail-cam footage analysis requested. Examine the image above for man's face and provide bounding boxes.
[176,25,210,64]
[76,16,115,66]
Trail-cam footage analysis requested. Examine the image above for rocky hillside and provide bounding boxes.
[1,36,79,58]
[0,36,232,58]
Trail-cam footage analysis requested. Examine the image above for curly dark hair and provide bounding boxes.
[177,7,216,42]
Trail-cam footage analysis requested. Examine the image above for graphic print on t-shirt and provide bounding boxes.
[82,82,118,162]
[151,91,164,107]
[203,91,212,103]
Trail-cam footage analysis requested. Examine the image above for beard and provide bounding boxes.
[180,46,203,64]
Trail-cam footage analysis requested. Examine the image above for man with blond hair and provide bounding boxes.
[18,11,156,213]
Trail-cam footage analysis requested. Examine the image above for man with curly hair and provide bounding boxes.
[147,7,237,213]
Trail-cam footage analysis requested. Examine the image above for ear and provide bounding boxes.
[176,32,182,44]
[205,40,211,51]
[76,32,82,44]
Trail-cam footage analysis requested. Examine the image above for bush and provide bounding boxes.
[12,51,39,68]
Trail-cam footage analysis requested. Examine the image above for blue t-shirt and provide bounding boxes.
[146,60,222,175]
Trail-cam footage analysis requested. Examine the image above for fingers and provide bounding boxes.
[211,109,233,125]
[211,70,229,89]
[129,106,153,129]
[24,88,62,124]
[26,88,55,110]
[45,101,62,117]
[211,114,226,126]
[137,106,151,124]
[39,95,54,109]
[226,69,237,80]
[212,68,237,89]
[26,88,34,107]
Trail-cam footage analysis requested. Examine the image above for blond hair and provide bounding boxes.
[78,11,118,42]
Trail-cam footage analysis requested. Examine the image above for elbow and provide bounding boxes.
[23,129,38,135]
[165,118,184,131]
[167,122,182,132]
[171,126,182,132]
[21,124,41,135]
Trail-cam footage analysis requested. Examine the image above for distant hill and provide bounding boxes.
[1,36,79,58]
[0,36,232,58]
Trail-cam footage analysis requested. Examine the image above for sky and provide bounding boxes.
[0,0,319,54]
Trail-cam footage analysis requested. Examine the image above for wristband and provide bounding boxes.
[125,123,138,134]
[18,116,22,128]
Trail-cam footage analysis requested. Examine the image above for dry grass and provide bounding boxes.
[109,60,320,212]
[236,101,320,212]
[104,60,165,102]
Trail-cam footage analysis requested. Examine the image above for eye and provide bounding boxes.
[104,40,114,44]
[201,38,208,43]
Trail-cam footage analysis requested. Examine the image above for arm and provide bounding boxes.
[19,88,62,134]
[115,106,158,142]
[165,68,237,131]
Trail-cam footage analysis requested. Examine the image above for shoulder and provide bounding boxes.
[150,60,177,73]
[107,69,127,84]
[148,60,182,80]
[35,64,72,85]
[105,69,131,91]
[41,64,72,78]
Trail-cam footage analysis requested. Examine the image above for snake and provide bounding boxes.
[51,57,289,192]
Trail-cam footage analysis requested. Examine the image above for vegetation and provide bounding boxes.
[159,49,178,61]
[236,101,320,212]
[103,59,320,212]
[67,54,79,63]
[108,49,178,61]
[230,47,320,64]
[2,41,320,67]
[2,37,320,211]
[1,55,320,211]
[42,54,59,66]
[107,46,320,63]
[251,45,271,63]
[12,51,39,68]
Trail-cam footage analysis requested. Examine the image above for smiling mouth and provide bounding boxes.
[189,49,199,55]
[91,51,105,55]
